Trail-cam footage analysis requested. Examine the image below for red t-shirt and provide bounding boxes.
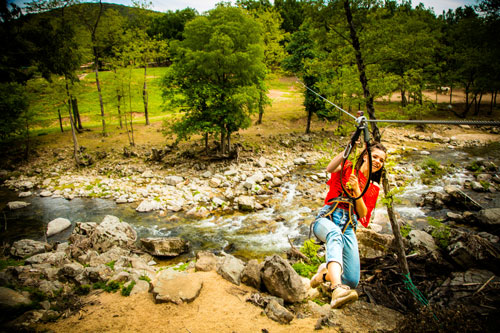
[324,161,380,228]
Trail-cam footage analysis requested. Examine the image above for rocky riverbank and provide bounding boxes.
[1,126,500,331]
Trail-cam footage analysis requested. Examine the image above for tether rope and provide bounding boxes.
[297,80,500,127]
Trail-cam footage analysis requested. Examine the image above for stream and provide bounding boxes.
[1,146,498,261]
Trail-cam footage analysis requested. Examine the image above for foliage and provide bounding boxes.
[420,157,446,184]
[75,284,91,295]
[292,261,317,278]
[103,280,122,293]
[292,239,325,278]
[148,8,197,41]
[427,217,451,249]
[0,83,30,141]
[173,261,190,271]
[105,260,116,270]
[121,281,136,296]
[0,258,25,270]
[400,223,412,238]
[139,275,151,283]
[162,5,266,154]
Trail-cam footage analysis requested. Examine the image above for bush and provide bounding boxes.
[420,158,445,185]
[427,217,450,249]
[75,284,91,295]
[121,281,136,296]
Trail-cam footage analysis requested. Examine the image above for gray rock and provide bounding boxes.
[471,181,487,192]
[46,217,72,237]
[209,177,222,188]
[39,190,52,197]
[7,201,30,210]
[57,263,84,281]
[195,251,217,272]
[357,229,394,258]
[409,230,437,252]
[186,206,210,218]
[293,157,307,165]
[136,199,164,212]
[165,175,184,186]
[217,253,245,285]
[476,208,500,227]
[235,195,255,211]
[241,259,262,289]
[10,239,49,258]
[261,255,306,303]
[141,170,154,178]
[92,215,137,251]
[0,287,31,308]
[141,237,189,257]
[447,230,500,273]
[25,252,69,266]
[265,299,294,324]
[110,271,130,283]
[18,191,32,198]
[130,279,150,296]
[152,269,203,304]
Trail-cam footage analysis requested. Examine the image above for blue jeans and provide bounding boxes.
[313,205,360,288]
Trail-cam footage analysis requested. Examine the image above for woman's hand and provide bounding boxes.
[347,174,361,196]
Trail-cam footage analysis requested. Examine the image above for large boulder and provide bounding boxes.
[195,251,217,272]
[46,218,72,237]
[261,255,306,303]
[235,195,256,211]
[475,208,500,228]
[10,239,50,258]
[356,229,394,258]
[151,269,203,305]
[141,237,189,257]
[25,252,69,266]
[217,253,245,285]
[409,230,438,253]
[92,215,137,252]
[241,259,262,289]
[0,287,31,308]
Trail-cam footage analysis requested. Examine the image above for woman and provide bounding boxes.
[310,142,387,308]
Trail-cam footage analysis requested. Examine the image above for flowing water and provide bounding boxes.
[1,145,498,260]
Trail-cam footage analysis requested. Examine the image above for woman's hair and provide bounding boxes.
[354,142,387,184]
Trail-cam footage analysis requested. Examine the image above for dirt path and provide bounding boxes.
[39,271,326,333]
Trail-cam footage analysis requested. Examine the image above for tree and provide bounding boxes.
[274,0,305,33]
[162,5,266,155]
[148,7,197,41]
[282,23,327,134]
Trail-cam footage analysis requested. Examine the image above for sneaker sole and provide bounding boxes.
[310,265,327,288]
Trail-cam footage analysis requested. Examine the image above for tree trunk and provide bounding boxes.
[474,92,483,116]
[461,83,472,118]
[117,92,123,129]
[205,132,209,155]
[24,112,30,160]
[94,52,106,136]
[257,90,264,125]
[306,109,312,134]
[128,71,135,146]
[382,170,409,276]
[343,0,380,142]
[227,130,231,153]
[65,77,81,166]
[488,90,495,116]
[143,65,149,125]
[58,108,64,132]
[71,97,83,130]
[449,83,453,105]
[401,89,407,107]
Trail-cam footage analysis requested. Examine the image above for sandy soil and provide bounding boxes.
[39,271,326,333]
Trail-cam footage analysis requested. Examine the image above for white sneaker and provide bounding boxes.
[330,285,358,308]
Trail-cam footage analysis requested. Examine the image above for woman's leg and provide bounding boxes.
[340,226,360,288]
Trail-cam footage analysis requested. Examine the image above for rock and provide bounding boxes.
[152,269,203,305]
[293,157,307,165]
[195,251,217,272]
[409,230,437,252]
[130,280,150,296]
[209,177,222,188]
[18,191,32,198]
[165,175,184,186]
[57,263,85,281]
[217,253,245,285]
[39,190,52,197]
[7,201,30,210]
[141,170,154,178]
[265,299,294,324]
[241,259,262,289]
[356,229,394,258]
[92,216,137,252]
[186,206,210,218]
[25,252,69,266]
[136,199,163,212]
[476,208,500,227]
[437,269,500,300]
[10,239,49,258]
[46,217,72,237]
[447,230,500,273]
[0,287,31,308]
[306,301,331,318]
[235,195,255,211]
[471,181,487,192]
[261,255,306,303]
[110,271,130,283]
[141,237,189,257]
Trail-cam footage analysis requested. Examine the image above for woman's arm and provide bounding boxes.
[326,151,345,174]
[347,174,368,218]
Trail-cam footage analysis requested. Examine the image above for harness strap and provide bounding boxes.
[309,196,358,243]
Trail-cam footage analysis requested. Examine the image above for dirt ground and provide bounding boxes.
[39,271,325,333]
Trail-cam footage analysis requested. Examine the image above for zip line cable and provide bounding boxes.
[296,80,500,127]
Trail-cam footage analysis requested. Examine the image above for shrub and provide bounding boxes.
[427,217,450,249]
[121,281,136,296]
[75,284,91,295]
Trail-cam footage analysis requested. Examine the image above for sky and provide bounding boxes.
[10,0,479,16]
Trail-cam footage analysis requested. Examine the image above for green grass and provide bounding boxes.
[0,259,25,270]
